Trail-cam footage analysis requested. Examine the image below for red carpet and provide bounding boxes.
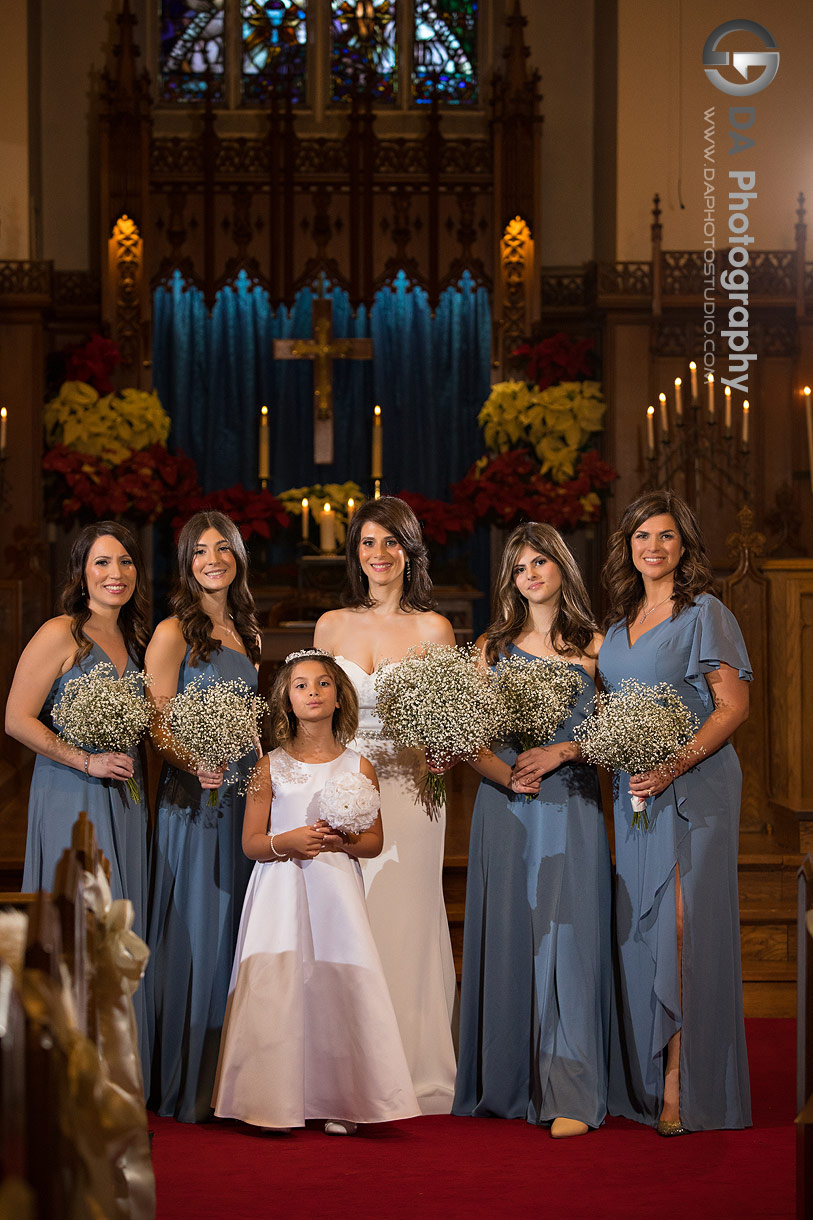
[150,1018,795,1220]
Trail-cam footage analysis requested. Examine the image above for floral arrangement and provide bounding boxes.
[512,331,594,391]
[159,676,268,805]
[374,643,500,815]
[44,381,171,465]
[491,654,583,751]
[174,484,290,542]
[64,333,122,393]
[573,679,700,830]
[278,482,363,547]
[51,662,153,802]
[319,771,381,835]
[44,443,200,526]
[479,379,605,482]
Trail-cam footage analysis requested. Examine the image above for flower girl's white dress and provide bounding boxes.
[212,747,420,1128]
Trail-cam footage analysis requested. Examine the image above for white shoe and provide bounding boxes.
[324,1120,357,1136]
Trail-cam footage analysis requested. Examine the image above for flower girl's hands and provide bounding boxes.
[196,762,228,789]
[313,819,350,854]
[279,824,327,860]
[86,752,134,781]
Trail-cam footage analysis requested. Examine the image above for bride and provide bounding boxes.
[314,495,458,1113]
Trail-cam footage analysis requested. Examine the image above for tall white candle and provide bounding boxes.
[319,502,336,553]
[724,386,732,433]
[805,388,813,494]
[659,392,668,437]
[646,405,655,455]
[742,400,750,448]
[689,361,698,402]
[371,405,383,480]
[301,497,309,541]
[706,373,715,420]
[347,497,355,525]
[674,378,683,420]
[0,407,6,457]
[258,405,270,483]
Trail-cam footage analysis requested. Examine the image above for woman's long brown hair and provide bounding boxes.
[601,490,716,628]
[484,522,597,665]
[171,511,261,666]
[60,520,151,665]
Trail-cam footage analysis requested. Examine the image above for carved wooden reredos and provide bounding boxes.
[98,0,544,382]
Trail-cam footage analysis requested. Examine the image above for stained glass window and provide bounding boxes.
[241,0,308,103]
[159,1,225,102]
[413,1,478,105]
[330,0,397,104]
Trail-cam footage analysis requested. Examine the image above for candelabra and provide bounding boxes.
[643,366,752,507]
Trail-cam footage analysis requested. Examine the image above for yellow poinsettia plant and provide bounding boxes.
[278,481,364,547]
[478,379,606,483]
[44,380,171,465]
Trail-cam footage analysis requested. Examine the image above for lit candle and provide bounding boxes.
[301,496,309,541]
[371,404,383,480]
[646,405,655,456]
[706,373,715,420]
[258,405,270,484]
[800,385,805,490]
[742,400,750,448]
[659,392,668,438]
[347,497,355,524]
[724,386,732,433]
[0,407,6,457]
[319,501,336,553]
[674,378,683,420]
[689,361,698,402]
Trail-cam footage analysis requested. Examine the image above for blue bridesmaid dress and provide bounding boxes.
[598,592,752,1130]
[145,644,257,1122]
[453,644,612,1129]
[22,641,150,1081]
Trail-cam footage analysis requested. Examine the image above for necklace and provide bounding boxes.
[215,617,241,644]
[638,594,673,624]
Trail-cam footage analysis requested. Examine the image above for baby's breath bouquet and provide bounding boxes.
[160,677,268,805]
[492,654,582,751]
[374,643,501,815]
[319,772,380,836]
[573,679,699,830]
[51,662,152,802]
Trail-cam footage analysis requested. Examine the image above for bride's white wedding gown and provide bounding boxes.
[336,657,457,1114]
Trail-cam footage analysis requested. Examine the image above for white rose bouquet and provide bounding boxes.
[319,771,381,835]
[51,661,152,802]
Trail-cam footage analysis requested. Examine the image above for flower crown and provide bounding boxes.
[284,647,333,665]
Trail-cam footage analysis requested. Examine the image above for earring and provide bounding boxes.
[405,559,412,584]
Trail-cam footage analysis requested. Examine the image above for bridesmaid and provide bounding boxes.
[453,522,612,1137]
[599,490,751,1134]
[6,521,151,1075]
[145,510,261,1122]
[313,496,458,1114]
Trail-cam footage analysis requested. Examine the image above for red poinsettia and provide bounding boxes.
[65,335,122,394]
[44,443,201,525]
[174,484,290,541]
[395,490,474,545]
[512,331,595,391]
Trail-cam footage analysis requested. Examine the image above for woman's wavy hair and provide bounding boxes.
[484,522,597,665]
[60,521,151,665]
[342,496,436,612]
[268,652,359,747]
[171,511,261,667]
[601,490,716,628]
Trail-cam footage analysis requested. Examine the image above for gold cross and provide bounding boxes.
[273,295,373,465]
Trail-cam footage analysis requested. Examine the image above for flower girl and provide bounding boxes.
[213,649,420,1134]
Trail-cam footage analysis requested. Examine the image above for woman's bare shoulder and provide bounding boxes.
[416,611,456,644]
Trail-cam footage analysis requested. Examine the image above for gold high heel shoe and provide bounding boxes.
[656,1117,689,1137]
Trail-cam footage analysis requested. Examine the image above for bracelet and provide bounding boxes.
[267,832,288,860]
[83,753,91,775]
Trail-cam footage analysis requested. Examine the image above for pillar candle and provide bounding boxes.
[347,497,355,525]
[800,385,805,490]
[371,405,383,480]
[646,406,655,455]
[724,386,732,433]
[689,361,698,402]
[301,497,309,541]
[706,373,715,420]
[320,502,336,553]
[742,400,750,448]
[258,405,270,483]
[674,378,683,420]
[659,392,668,437]
[0,407,6,457]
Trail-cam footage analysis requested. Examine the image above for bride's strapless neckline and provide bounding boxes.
[335,656,376,678]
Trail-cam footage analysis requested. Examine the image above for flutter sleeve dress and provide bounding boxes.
[145,644,257,1122]
[453,644,612,1129]
[598,592,752,1131]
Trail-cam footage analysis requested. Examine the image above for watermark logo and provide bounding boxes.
[702,20,779,96]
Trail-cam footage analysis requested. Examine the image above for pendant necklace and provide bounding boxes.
[638,594,673,624]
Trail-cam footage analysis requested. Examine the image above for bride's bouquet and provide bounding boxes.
[374,642,501,816]
[319,772,380,835]
[491,653,583,751]
[51,661,152,802]
[159,676,268,805]
[573,679,699,829]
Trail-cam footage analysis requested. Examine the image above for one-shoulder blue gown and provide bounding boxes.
[22,641,150,1081]
[145,644,257,1122]
[453,644,612,1129]
[598,593,752,1130]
